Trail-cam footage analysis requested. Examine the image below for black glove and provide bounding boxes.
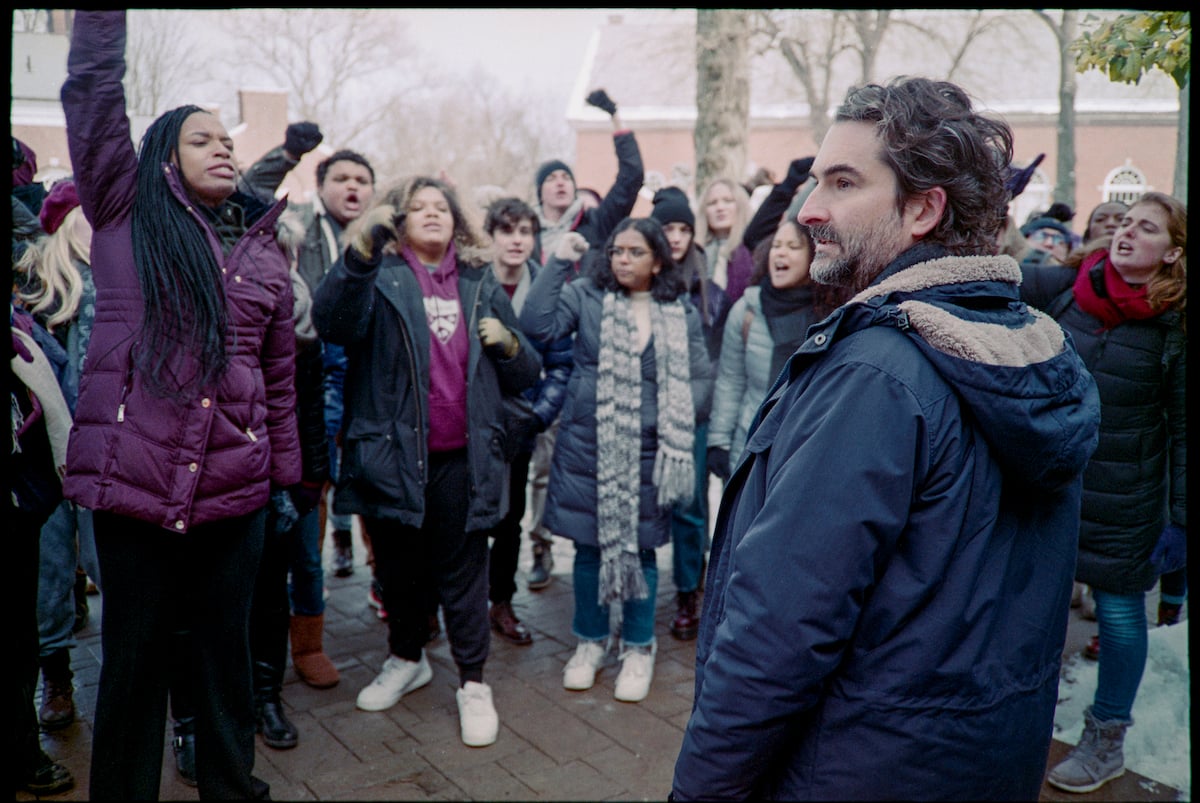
[270,487,300,535]
[289,480,324,517]
[1005,153,1045,199]
[585,89,618,116]
[284,122,323,157]
[707,446,731,482]
[1149,523,1186,576]
[784,156,815,188]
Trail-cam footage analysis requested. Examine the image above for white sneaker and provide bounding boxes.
[356,652,432,711]
[614,640,656,702]
[563,640,608,690]
[456,681,499,747]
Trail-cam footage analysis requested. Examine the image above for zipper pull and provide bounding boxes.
[246,427,258,442]
[117,404,125,422]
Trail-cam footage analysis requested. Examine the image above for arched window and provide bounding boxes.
[1102,160,1149,205]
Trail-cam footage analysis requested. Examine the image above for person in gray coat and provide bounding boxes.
[519,219,713,704]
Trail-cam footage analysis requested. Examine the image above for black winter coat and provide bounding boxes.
[312,246,541,531]
[1021,254,1186,593]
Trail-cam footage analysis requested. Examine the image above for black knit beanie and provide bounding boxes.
[535,159,575,195]
[649,186,695,229]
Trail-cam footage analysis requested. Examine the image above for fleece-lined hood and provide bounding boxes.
[803,245,1100,490]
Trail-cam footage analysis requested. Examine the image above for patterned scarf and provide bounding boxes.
[595,291,695,605]
[1072,250,1159,331]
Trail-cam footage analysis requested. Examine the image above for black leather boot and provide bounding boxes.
[254,659,298,749]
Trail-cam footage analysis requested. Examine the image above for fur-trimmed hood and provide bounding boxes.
[803,245,1100,490]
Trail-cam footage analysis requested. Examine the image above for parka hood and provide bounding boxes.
[814,247,1100,490]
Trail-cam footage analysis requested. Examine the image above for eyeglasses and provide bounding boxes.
[607,246,650,260]
[1032,230,1067,246]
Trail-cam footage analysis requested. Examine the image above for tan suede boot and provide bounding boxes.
[289,613,340,689]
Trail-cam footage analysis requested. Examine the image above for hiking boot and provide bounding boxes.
[1158,601,1183,626]
[528,543,554,590]
[489,600,532,645]
[38,649,75,731]
[356,652,432,711]
[1084,634,1100,660]
[456,681,499,747]
[614,640,657,703]
[670,590,699,641]
[331,529,354,577]
[1046,706,1132,793]
[563,640,608,690]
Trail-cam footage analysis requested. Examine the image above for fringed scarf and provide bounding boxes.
[595,291,694,606]
[1073,250,1158,331]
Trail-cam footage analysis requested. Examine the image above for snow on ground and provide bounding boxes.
[1054,619,1190,799]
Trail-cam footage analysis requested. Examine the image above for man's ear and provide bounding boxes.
[906,186,947,238]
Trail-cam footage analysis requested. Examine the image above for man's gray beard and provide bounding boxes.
[810,255,855,288]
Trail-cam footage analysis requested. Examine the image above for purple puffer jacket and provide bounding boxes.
[60,10,300,534]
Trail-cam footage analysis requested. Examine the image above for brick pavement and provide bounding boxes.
[24,525,1183,801]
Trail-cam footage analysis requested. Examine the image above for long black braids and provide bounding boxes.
[131,105,229,400]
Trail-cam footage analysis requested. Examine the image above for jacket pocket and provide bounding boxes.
[342,418,410,505]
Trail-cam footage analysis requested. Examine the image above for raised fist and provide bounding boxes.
[284,122,323,157]
[350,204,400,261]
[554,231,590,262]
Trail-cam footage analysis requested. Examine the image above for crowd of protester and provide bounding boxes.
[11,11,1185,800]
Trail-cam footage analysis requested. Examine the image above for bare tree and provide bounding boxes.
[1032,9,1079,207]
[216,9,424,151]
[845,10,891,84]
[372,66,570,205]
[891,10,1008,82]
[694,9,751,194]
[12,9,48,32]
[125,11,202,117]
[751,11,864,147]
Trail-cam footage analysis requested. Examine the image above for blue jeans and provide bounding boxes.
[287,507,324,616]
[325,437,352,532]
[37,500,96,656]
[670,421,709,593]
[572,544,658,646]
[1091,588,1148,722]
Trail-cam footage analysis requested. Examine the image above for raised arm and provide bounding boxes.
[61,9,137,232]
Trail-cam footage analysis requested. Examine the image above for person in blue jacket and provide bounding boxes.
[671,76,1101,801]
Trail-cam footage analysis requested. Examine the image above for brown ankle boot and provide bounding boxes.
[670,591,699,641]
[38,648,76,731]
[289,613,340,689]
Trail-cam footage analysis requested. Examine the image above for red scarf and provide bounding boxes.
[1072,250,1158,330]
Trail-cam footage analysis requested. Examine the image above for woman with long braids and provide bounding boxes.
[61,11,300,799]
[519,219,712,703]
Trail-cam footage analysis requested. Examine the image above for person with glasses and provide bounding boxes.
[1021,215,1075,264]
[519,219,712,703]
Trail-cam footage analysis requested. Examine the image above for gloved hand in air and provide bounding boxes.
[349,204,401,262]
[284,121,323,158]
[585,88,618,116]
